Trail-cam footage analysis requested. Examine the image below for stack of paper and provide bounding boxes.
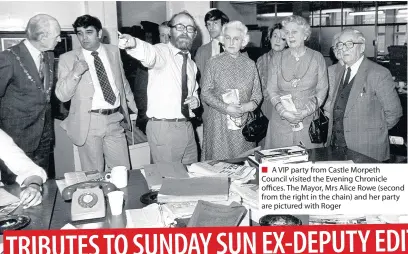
[157,176,229,203]
[187,200,247,227]
[142,162,190,190]
[126,204,176,228]
[163,191,242,218]
[188,161,256,184]
[253,145,309,164]
[230,182,258,209]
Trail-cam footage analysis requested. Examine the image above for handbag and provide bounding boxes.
[309,97,329,144]
[242,102,269,143]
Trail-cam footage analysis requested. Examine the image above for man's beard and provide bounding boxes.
[174,35,193,51]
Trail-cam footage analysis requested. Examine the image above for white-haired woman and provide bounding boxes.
[264,15,328,149]
[201,20,262,160]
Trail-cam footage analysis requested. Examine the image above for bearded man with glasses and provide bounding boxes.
[119,11,200,164]
[324,28,402,162]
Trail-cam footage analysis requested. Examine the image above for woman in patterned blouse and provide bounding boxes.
[201,21,262,160]
[256,23,288,148]
[264,15,329,149]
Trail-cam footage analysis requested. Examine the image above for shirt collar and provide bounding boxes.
[346,55,364,72]
[82,44,103,56]
[168,42,190,58]
[24,39,41,59]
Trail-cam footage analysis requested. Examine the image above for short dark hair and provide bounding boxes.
[268,23,283,39]
[204,9,229,25]
[72,15,102,34]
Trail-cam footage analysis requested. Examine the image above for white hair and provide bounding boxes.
[281,15,312,40]
[220,20,250,47]
[341,28,366,44]
[332,32,342,47]
[26,14,59,41]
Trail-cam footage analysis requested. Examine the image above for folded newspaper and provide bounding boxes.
[188,161,256,184]
[280,94,303,131]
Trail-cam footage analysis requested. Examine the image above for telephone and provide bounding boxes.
[62,181,117,221]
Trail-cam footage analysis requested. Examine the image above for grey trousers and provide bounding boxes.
[146,120,198,164]
[77,112,131,172]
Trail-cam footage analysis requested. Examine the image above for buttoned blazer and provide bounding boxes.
[0,41,54,152]
[55,44,137,146]
[324,58,402,161]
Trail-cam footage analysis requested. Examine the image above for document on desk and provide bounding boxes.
[126,204,176,228]
[0,188,20,207]
[188,161,256,184]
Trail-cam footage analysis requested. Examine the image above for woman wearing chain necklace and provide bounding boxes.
[201,21,262,160]
[264,15,328,149]
[256,23,288,148]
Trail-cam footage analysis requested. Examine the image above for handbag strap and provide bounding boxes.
[313,97,320,120]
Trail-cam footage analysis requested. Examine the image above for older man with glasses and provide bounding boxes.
[119,11,200,164]
[324,28,402,162]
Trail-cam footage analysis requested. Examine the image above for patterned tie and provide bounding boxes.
[219,42,224,53]
[179,52,189,118]
[39,52,44,83]
[91,51,116,105]
[342,67,351,87]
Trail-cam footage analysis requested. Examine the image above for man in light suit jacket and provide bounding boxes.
[0,14,61,178]
[324,28,402,161]
[56,15,137,172]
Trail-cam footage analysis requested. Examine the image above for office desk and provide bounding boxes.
[3,147,379,231]
[5,181,58,230]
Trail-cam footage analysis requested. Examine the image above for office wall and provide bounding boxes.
[118,1,166,27]
[0,1,85,31]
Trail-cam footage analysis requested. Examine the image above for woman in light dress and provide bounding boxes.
[201,21,262,160]
[264,15,329,149]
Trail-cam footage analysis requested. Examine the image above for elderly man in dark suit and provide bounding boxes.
[325,28,402,161]
[0,14,61,178]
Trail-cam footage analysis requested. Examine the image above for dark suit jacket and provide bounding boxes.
[324,57,403,161]
[0,41,54,153]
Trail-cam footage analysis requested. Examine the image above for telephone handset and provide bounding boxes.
[62,181,117,221]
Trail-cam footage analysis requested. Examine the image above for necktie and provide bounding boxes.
[219,42,224,53]
[39,52,44,83]
[342,67,351,87]
[180,52,189,119]
[91,51,116,105]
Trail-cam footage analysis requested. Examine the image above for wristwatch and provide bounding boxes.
[28,183,43,192]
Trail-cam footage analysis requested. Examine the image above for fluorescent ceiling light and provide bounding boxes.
[368,5,407,11]
[319,8,353,14]
[349,11,384,16]
[311,14,330,18]
[398,9,408,14]
[396,14,408,19]
[257,12,293,18]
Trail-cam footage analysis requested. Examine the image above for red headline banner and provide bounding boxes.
[3,224,408,254]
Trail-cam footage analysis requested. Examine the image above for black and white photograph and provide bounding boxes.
[0,1,407,247]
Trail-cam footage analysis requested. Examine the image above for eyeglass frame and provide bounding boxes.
[336,41,364,50]
[170,24,197,33]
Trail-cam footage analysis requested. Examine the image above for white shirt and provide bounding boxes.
[82,45,120,110]
[211,38,222,57]
[0,129,47,187]
[126,39,200,119]
[24,39,42,72]
[344,55,364,84]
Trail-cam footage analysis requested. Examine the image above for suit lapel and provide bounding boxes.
[75,49,93,85]
[332,63,345,107]
[18,42,43,88]
[344,58,368,116]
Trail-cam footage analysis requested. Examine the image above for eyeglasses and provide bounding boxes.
[336,41,364,50]
[170,24,196,33]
